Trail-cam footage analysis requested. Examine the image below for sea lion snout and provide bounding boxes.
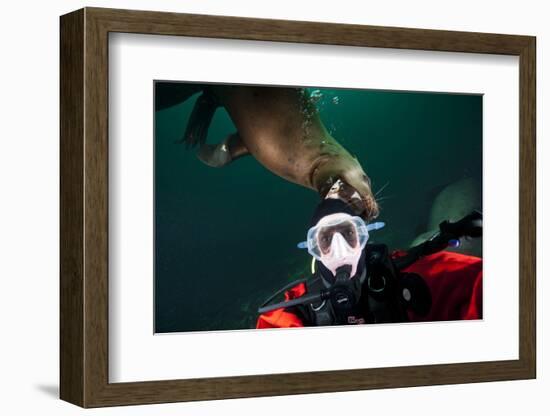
[341,168,379,220]
[315,156,379,221]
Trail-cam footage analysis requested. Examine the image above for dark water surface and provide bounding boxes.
[154,85,482,332]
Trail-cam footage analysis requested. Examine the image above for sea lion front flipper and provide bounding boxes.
[197,132,250,168]
[179,90,219,148]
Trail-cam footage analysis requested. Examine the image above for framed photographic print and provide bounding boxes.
[60,7,536,408]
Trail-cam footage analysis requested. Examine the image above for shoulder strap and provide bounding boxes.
[291,277,335,327]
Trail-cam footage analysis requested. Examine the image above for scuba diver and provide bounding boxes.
[256,186,483,328]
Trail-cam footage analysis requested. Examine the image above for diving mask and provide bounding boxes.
[299,213,385,277]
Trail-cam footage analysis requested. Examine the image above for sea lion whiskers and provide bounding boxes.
[375,195,395,203]
[374,181,390,197]
[360,194,380,221]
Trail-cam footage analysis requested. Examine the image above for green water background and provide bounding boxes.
[154,86,482,333]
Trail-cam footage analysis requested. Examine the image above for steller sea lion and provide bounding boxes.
[155,83,379,220]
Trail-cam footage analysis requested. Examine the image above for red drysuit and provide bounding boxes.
[257,251,482,329]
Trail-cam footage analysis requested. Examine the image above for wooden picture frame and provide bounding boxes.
[60,7,536,408]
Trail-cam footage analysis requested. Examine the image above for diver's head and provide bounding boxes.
[307,199,369,281]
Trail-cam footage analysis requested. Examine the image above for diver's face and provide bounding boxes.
[318,221,359,254]
[312,213,366,277]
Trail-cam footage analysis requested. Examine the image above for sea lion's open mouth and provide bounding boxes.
[323,179,379,221]
[348,193,379,221]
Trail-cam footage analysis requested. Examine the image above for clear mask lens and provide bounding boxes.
[307,213,369,260]
[318,221,359,254]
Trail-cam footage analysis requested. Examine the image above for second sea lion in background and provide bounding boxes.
[409,177,482,257]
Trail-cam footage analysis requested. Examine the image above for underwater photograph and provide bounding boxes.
[154,82,483,333]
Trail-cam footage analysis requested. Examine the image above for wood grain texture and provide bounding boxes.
[83,10,110,407]
[88,7,532,54]
[59,7,537,408]
[59,8,84,407]
[518,38,536,376]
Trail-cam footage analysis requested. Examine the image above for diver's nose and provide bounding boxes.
[331,233,350,258]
